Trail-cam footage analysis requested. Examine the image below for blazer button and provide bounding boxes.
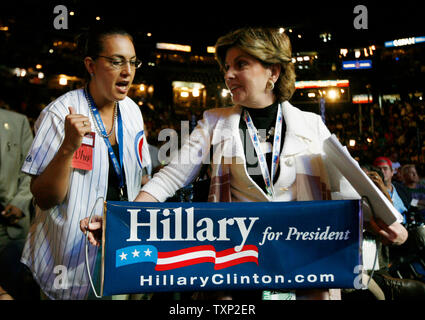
[285,158,293,167]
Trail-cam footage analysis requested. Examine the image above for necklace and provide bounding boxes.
[84,86,118,138]
[89,103,117,138]
[256,127,275,143]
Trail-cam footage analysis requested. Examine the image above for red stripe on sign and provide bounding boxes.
[157,245,215,259]
[154,245,259,271]
[216,245,258,257]
[215,256,259,270]
[155,257,215,271]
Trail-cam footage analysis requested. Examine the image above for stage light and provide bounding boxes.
[59,76,67,86]
[327,89,338,100]
[192,88,200,97]
[221,89,230,98]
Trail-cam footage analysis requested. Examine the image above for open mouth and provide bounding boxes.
[116,81,130,94]
[230,86,242,94]
[227,83,242,94]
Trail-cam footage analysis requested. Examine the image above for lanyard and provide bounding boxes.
[243,103,283,197]
[84,88,125,200]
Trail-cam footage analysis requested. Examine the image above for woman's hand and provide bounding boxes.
[80,215,103,247]
[80,192,158,247]
[62,106,92,153]
[1,204,24,225]
[366,217,408,246]
[134,191,159,202]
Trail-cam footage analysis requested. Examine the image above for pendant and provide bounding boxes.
[119,188,128,201]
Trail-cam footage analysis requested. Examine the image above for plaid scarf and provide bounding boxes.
[207,151,332,203]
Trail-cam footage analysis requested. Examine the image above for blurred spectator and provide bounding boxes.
[389,150,401,175]
[401,164,425,212]
[373,157,410,217]
[0,108,39,300]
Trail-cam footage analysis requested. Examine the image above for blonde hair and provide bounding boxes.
[214,27,296,102]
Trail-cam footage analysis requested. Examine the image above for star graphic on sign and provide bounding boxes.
[119,252,128,260]
[144,248,152,257]
[132,249,140,258]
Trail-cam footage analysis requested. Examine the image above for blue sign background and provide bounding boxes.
[101,200,362,296]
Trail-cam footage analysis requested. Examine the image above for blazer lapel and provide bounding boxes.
[281,101,315,157]
[211,105,245,159]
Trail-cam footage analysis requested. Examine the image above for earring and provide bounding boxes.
[266,79,275,91]
[90,73,94,77]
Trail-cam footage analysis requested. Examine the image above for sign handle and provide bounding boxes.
[85,197,104,299]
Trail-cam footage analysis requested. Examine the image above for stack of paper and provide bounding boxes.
[323,134,400,225]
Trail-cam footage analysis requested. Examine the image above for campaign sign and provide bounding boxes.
[100,200,362,296]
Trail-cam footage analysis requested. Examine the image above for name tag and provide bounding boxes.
[72,132,95,171]
[260,142,272,154]
[82,132,95,147]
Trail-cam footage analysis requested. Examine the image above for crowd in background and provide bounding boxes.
[326,99,425,178]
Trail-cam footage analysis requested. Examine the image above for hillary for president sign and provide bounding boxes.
[99,200,362,296]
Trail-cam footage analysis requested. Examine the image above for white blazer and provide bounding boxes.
[143,101,359,203]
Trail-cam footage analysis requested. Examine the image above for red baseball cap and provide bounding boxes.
[373,156,392,168]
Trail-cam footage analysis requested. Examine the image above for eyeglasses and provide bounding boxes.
[96,55,142,69]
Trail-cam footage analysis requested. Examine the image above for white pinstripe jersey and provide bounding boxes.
[21,88,150,300]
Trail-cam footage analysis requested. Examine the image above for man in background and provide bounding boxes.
[401,164,425,213]
[0,107,37,300]
[374,156,411,218]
